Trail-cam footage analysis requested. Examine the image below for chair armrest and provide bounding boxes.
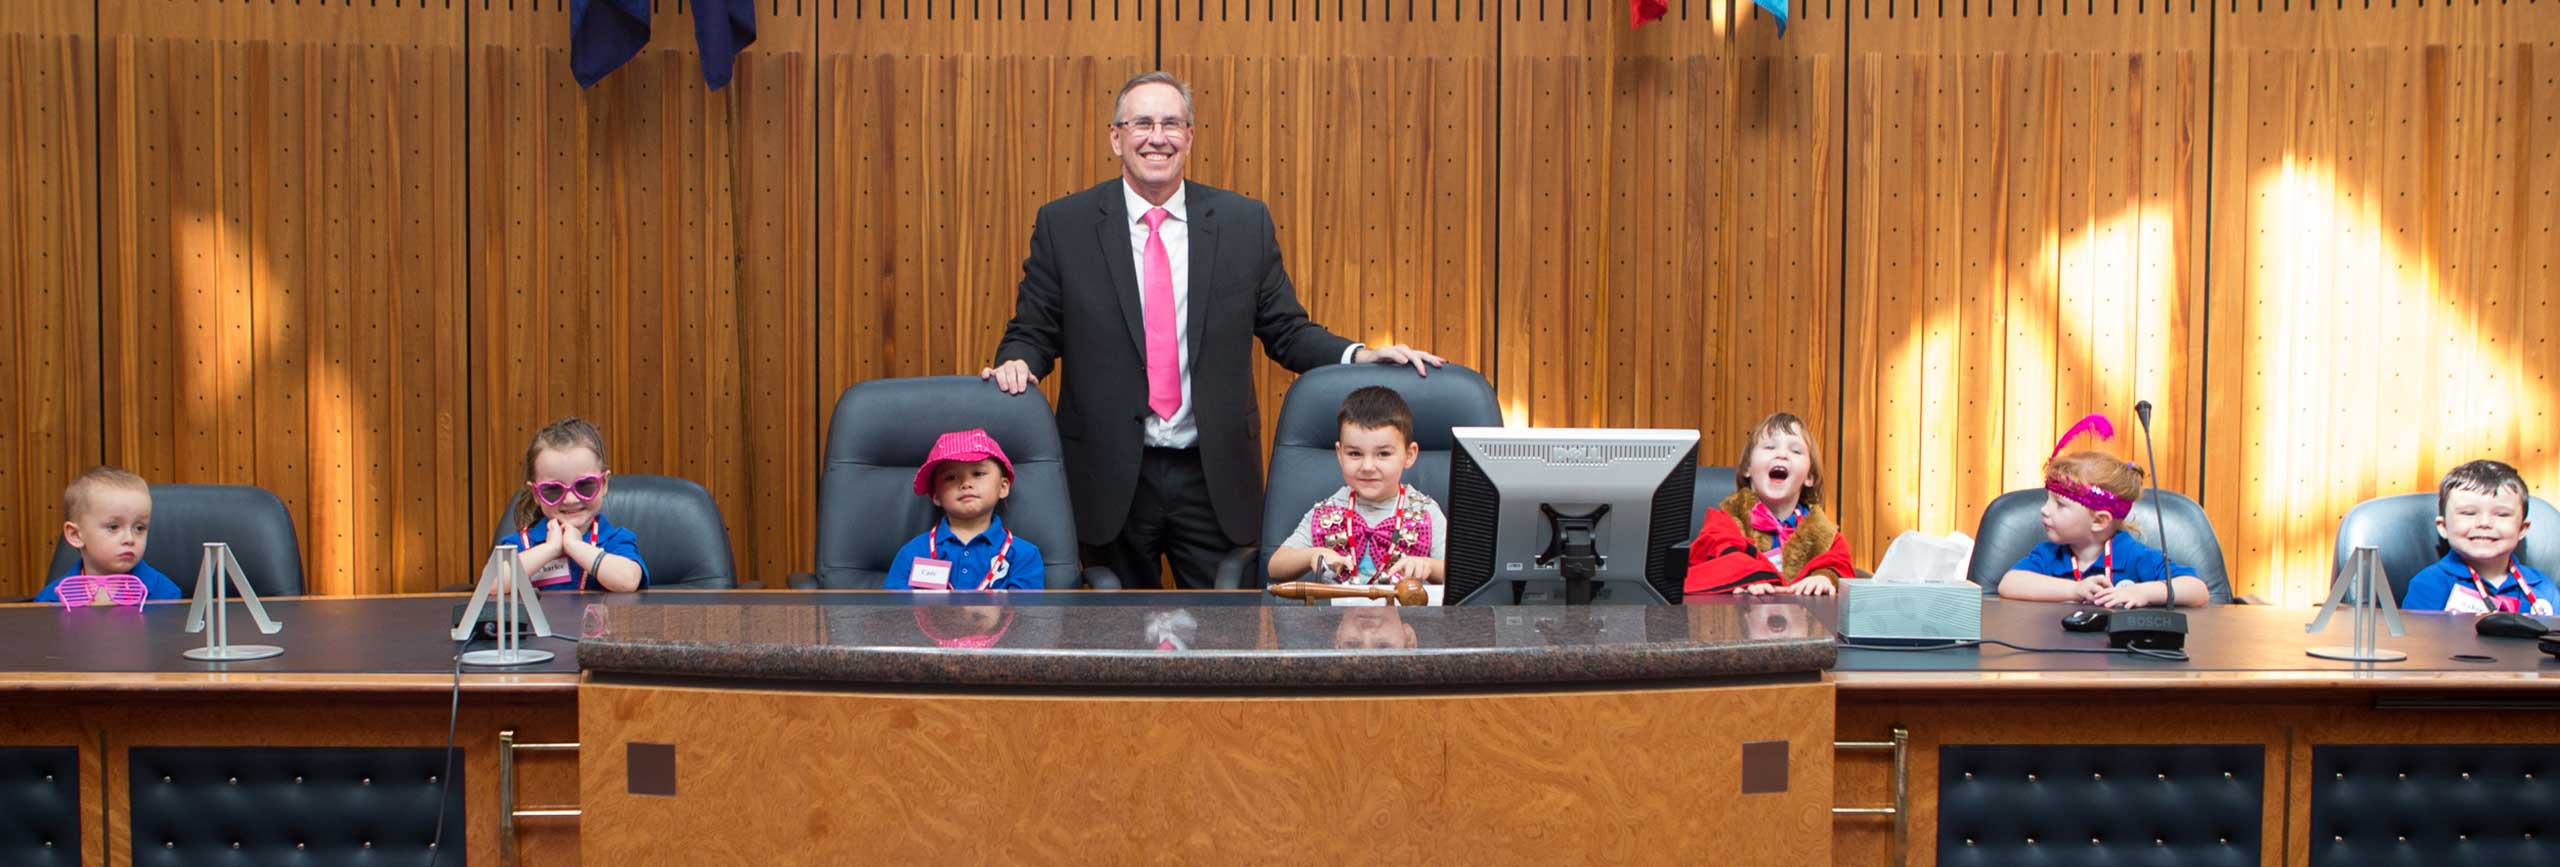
[1081,566,1123,590]
[1213,547,1260,590]
[784,571,821,590]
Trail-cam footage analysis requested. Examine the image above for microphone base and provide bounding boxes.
[2107,609,2189,651]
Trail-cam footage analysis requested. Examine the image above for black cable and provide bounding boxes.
[428,639,467,866]
[1840,637,2190,663]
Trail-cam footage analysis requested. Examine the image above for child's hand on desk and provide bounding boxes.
[1380,555,1434,586]
[2070,573,2113,603]
[2089,581,2156,609]
[1784,574,1836,596]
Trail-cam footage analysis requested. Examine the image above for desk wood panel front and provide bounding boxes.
[580,677,1835,867]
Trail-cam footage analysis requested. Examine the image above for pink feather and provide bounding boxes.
[2049,414,2116,459]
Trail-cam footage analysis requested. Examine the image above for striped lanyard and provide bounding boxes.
[2067,539,2114,580]
[928,524,1016,591]
[2466,563,2537,612]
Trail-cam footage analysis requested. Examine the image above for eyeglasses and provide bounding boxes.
[56,574,149,608]
[1112,116,1194,137]
[532,474,606,507]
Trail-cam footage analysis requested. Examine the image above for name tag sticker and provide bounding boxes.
[528,559,574,587]
[909,558,953,591]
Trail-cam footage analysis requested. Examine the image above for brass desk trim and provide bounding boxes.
[1834,725,1909,867]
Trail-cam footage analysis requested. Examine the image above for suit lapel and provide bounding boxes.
[1091,183,1147,358]
[1186,184,1219,353]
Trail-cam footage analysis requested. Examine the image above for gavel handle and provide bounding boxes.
[1268,582,1402,604]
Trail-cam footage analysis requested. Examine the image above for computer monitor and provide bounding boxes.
[1444,428,1698,605]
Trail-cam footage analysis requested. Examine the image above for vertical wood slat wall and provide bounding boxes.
[2,0,2556,603]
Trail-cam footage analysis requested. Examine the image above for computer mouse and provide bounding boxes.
[2061,609,2110,632]
[2475,612,2553,639]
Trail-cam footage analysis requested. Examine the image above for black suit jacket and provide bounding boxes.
[996,180,1353,547]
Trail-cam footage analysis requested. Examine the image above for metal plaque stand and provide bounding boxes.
[2306,545,2408,662]
[181,542,284,661]
[453,545,554,666]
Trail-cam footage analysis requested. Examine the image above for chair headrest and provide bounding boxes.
[1269,364,1500,451]
[824,376,1066,468]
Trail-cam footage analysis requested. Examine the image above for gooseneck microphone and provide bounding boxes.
[2105,399,2190,651]
[2136,400,2171,610]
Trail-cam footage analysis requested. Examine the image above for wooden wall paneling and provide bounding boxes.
[1499,0,1843,480]
[1165,0,1497,454]
[0,1,101,596]
[99,0,467,596]
[1842,3,2206,564]
[471,2,817,586]
[814,2,1147,492]
[2206,2,2560,605]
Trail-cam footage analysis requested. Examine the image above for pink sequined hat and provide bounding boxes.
[913,428,1016,495]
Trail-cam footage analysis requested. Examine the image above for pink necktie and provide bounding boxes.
[1141,207,1181,420]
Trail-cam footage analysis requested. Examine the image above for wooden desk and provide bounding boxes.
[6,592,2554,866]
[1819,599,2560,866]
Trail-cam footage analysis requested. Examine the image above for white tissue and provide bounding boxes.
[1871,531,1976,584]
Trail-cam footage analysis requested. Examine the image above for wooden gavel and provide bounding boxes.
[1267,577,1430,607]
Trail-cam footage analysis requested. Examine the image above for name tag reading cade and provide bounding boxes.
[909,558,953,591]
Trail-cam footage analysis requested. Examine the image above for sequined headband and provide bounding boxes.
[2046,414,2134,519]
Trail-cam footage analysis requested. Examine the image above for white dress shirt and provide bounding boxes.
[1122,180,1364,450]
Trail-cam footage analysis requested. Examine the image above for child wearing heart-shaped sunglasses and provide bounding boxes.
[496,418,649,592]
[37,466,186,606]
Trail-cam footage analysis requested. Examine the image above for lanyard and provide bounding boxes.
[928,524,1016,591]
[2068,539,2114,580]
[2467,562,2538,611]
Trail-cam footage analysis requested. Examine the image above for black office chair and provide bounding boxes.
[485,474,740,589]
[1220,363,1503,588]
[1965,488,2234,604]
[44,484,306,597]
[1691,465,1742,534]
[795,376,1097,589]
[2332,492,2560,604]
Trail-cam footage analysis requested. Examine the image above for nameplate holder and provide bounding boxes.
[453,545,555,666]
[181,542,284,662]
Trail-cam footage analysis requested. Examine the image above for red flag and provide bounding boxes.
[1630,0,1667,27]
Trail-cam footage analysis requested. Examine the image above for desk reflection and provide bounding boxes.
[1334,607,1419,650]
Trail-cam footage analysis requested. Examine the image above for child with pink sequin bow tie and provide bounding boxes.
[1269,386,1445,591]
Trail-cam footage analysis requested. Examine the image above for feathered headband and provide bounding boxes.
[2045,414,2135,519]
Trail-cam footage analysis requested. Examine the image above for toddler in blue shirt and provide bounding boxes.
[885,429,1046,591]
[36,467,185,605]
[2403,460,2558,616]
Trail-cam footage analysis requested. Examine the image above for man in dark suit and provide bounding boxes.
[982,71,1441,589]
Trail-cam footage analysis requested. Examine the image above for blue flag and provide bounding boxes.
[1758,0,1788,36]
[570,0,650,89]
[693,0,759,91]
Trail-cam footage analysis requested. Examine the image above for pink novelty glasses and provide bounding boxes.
[55,574,149,608]
[532,474,606,507]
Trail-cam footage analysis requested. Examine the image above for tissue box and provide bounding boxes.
[1839,578,1982,644]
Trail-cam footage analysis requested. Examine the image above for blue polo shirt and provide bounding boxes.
[885,516,1046,591]
[2403,552,2559,615]
[36,559,186,603]
[2010,534,2197,585]
[495,514,650,592]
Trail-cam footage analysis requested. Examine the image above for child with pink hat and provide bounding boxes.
[884,428,1048,591]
